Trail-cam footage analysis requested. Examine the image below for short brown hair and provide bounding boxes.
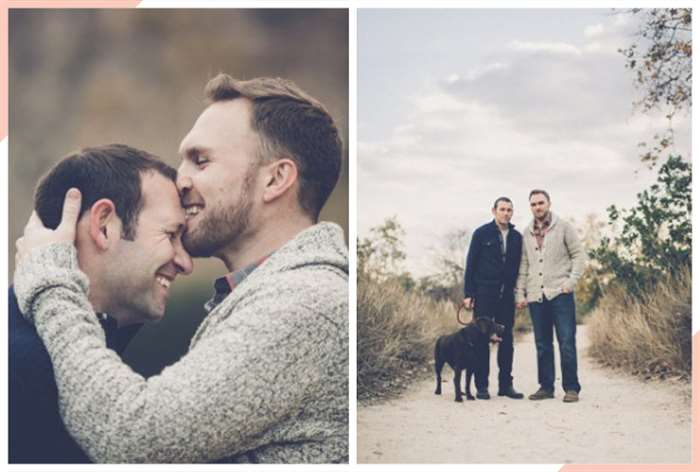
[204,73,343,221]
[528,189,551,202]
[493,196,512,209]
[35,144,176,240]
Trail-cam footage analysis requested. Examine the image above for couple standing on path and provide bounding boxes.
[462,190,586,403]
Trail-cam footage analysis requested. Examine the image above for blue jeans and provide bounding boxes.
[528,292,581,393]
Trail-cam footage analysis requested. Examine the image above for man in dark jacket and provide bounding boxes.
[9,145,192,462]
[463,197,523,399]
[9,286,140,462]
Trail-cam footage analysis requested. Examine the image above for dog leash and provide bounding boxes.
[456,303,472,326]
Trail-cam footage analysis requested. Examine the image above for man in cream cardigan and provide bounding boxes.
[516,189,585,403]
[14,75,348,463]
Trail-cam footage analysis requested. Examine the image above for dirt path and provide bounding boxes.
[358,326,691,464]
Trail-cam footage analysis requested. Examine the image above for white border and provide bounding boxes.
[3,1,696,471]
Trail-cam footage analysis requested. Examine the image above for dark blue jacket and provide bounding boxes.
[463,221,522,298]
[8,286,140,463]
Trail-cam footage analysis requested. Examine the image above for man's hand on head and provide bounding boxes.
[15,188,82,266]
[462,297,473,310]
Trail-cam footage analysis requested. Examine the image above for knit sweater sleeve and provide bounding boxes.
[13,243,340,463]
[563,221,586,289]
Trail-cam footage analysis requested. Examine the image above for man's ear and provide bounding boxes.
[261,158,299,203]
[87,199,121,250]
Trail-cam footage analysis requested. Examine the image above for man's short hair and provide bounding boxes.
[528,189,551,202]
[493,197,513,209]
[204,73,343,221]
[35,144,176,240]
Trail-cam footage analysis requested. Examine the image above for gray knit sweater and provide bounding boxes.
[515,213,586,304]
[14,222,348,463]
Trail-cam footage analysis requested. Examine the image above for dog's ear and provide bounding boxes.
[475,317,491,334]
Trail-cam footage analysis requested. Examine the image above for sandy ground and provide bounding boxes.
[358,326,691,464]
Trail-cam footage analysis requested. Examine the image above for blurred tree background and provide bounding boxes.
[8,8,348,376]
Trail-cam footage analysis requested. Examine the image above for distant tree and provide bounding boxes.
[415,228,471,303]
[574,214,606,315]
[619,8,691,166]
[430,228,470,288]
[358,216,411,284]
[619,8,691,115]
[591,155,691,296]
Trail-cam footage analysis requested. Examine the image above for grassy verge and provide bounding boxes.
[587,269,691,380]
[357,277,459,403]
[358,276,533,403]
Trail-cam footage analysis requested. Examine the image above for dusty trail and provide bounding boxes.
[358,326,691,464]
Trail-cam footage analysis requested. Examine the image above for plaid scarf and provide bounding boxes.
[532,212,552,249]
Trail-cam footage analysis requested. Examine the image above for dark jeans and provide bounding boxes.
[528,292,581,393]
[473,293,515,392]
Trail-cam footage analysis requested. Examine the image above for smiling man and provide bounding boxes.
[13,75,348,463]
[516,189,585,403]
[9,144,192,463]
[462,197,524,400]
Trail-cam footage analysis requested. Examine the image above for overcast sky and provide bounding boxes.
[358,9,691,277]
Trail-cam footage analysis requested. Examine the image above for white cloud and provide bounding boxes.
[507,40,582,56]
[584,23,605,38]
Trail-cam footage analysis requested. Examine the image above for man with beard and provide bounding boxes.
[14,74,348,463]
[516,189,585,403]
[10,145,192,463]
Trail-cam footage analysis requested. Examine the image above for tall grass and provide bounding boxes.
[357,276,459,402]
[587,268,691,380]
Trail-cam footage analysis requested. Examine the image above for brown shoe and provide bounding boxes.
[563,391,579,403]
[528,388,554,400]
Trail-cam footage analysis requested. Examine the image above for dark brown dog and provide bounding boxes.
[434,318,505,402]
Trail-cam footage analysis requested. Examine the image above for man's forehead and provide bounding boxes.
[141,173,185,221]
[179,99,253,155]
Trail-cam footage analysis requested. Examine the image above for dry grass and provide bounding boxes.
[357,276,460,402]
[587,268,691,380]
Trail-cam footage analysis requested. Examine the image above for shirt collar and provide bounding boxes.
[204,256,270,313]
[532,212,553,232]
[96,313,142,354]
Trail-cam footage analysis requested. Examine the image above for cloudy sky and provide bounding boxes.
[358,9,691,276]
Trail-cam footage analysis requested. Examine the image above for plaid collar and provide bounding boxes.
[533,212,552,233]
[204,256,269,313]
[532,212,553,249]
